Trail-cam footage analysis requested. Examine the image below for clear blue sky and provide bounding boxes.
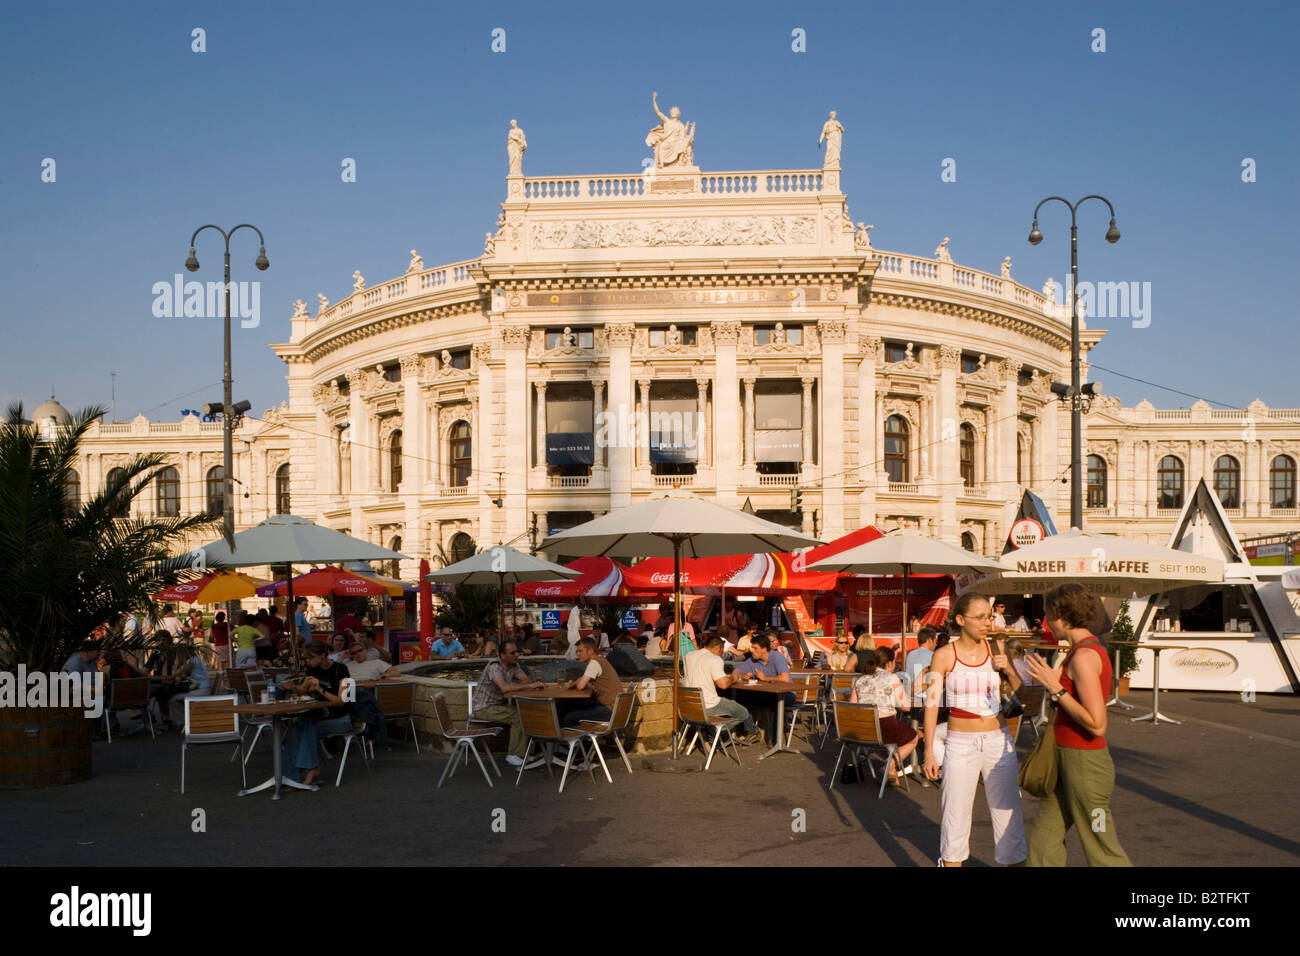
[2,0,1295,420]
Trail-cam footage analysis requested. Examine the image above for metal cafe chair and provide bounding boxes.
[819,674,857,749]
[676,686,742,771]
[514,696,597,793]
[573,691,637,777]
[373,681,420,753]
[828,700,909,800]
[431,692,502,788]
[103,677,154,742]
[235,680,274,765]
[181,695,245,794]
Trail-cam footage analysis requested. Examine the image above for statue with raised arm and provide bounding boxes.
[646,92,695,169]
[818,110,843,168]
[934,237,952,262]
[507,119,527,176]
[855,222,874,251]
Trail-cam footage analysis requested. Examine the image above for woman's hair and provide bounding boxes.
[946,592,990,634]
[854,650,877,675]
[873,645,896,669]
[331,633,346,647]
[1045,583,1101,631]
[934,632,951,651]
[1004,637,1025,659]
[304,639,330,657]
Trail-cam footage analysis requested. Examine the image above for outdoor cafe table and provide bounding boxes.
[231,699,331,799]
[731,680,800,759]
[504,685,594,700]
[1130,645,1188,727]
[1105,640,1139,709]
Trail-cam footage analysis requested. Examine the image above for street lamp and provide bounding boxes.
[186,224,268,549]
[1027,196,1119,529]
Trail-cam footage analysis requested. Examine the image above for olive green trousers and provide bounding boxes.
[1028,744,1132,866]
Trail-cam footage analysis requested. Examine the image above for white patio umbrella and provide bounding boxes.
[958,528,1225,599]
[423,545,580,640]
[806,529,1005,670]
[193,514,407,668]
[540,490,823,754]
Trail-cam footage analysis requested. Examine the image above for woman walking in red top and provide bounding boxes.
[1025,584,1131,866]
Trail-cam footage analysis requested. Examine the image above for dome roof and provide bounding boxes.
[31,395,72,426]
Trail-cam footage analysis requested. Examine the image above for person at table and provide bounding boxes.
[923,593,1026,867]
[683,636,760,743]
[62,638,102,676]
[1024,584,1131,867]
[562,637,622,729]
[343,642,401,682]
[327,632,349,662]
[335,608,362,635]
[166,646,213,727]
[1009,613,1029,632]
[293,597,313,646]
[903,627,939,718]
[360,630,391,663]
[720,596,744,631]
[827,634,854,671]
[992,601,1008,630]
[279,640,357,787]
[182,609,205,644]
[157,605,184,640]
[734,624,756,659]
[471,639,546,769]
[851,645,919,786]
[432,627,466,658]
[253,612,278,664]
[519,623,542,656]
[730,632,794,745]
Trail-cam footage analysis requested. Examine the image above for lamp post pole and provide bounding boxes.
[186,225,269,550]
[1028,197,1119,530]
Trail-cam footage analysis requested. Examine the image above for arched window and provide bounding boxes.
[1086,455,1107,508]
[959,424,976,487]
[275,464,291,515]
[961,531,978,552]
[388,536,402,579]
[1157,456,1184,510]
[156,466,180,517]
[205,465,226,517]
[1213,455,1241,510]
[450,421,472,487]
[1017,433,1028,485]
[884,415,910,483]
[450,532,475,564]
[64,469,81,517]
[389,430,403,491]
[105,467,130,519]
[1271,455,1297,509]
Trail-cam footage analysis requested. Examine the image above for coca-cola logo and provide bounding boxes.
[649,572,684,585]
[534,586,562,595]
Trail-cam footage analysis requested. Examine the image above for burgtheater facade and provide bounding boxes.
[50,107,1300,575]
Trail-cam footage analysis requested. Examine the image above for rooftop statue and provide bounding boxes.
[352,270,365,292]
[934,237,952,262]
[507,119,527,176]
[855,222,874,251]
[407,250,423,273]
[645,92,695,169]
[818,110,843,169]
[1001,256,1012,278]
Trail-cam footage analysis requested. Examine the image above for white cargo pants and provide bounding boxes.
[939,728,1027,865]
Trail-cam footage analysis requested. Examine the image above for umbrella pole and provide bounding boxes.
[671,536,683,760]
[498,571,505,643]
[868,577,873,635]
[287,563,301,672]
[900,564,910,673]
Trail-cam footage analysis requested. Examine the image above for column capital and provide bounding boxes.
[801,376,816,389]
[937,345,961,371]
[858,335,883,361]
[607,322,635,347]
[713,320,741,345]
[501,325,530,348]
[471,342,493,366]
[399,353,423,378]
[817,318,847,344]
[534,380,548,395]
[742,376,757,389]
[696,378,710,392]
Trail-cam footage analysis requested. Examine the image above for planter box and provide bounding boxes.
[1118,676,1130,696]
[0,705,93,790]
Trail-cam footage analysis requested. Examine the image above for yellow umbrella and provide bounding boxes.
[155,571,268,605]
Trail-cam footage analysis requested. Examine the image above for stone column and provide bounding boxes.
[818,318,847,537]
[1119,437,1135,517]
[502,326,529,542]
[346,368,367,537]
[695,378,710,469]
[801,376,815,469]
[875,393,886,483]
[743,377,757,467]
[592,380,606,474]
[858,337,880,516]
[427,402,441,496]
[936,346,960,543]
[534,381,548,470]
[918,392,932,481]
[400,354,424,565]
[607,323,635,508]
[470,346,492,538]
[1145,440,1156,517]
[712,321,740,507]
[637,379,652,471]
[313,393,335,498]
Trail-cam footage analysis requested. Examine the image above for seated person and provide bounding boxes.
[471,640,546,769]
[827,635,854,671]
[562,637,622,730]
[518,624,542,656]
[432,628,466,658]
[610,628,634,647]
[343,642,401,682]
[166,647,213,727]
[328,633,350,662]
[729,632,795,744]
[62,639,102,676]
[683,636,759,743]
[644,625,669,660]
[850,645,918,785]
[360,630,391,662]
[734,626,755,657]
[280,640,356,787]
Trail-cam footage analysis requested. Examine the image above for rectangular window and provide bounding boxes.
[648,326,696,347]
[754,389,802,463]
[545,328,594,349]
[884,342,908,363]
[546,396,594,466]
[649,397,700,463]
[960,353,981,374]
[449,349,471,369]
[754,325,802,346]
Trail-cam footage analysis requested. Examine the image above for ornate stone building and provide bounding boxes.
[49,108,1300,577]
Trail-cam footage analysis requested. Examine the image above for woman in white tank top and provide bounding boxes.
[923,594,1026,867]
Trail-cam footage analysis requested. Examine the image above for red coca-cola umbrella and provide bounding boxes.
[623,551,839,595]
[514,556,653,603]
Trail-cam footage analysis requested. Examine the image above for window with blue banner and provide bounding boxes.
[546,394,594,466]
[649,396,699,464]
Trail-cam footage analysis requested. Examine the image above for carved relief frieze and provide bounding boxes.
[529,216,817,249]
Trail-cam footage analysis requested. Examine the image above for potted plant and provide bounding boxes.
[1111,599,1138,695]
[0,404,217,788]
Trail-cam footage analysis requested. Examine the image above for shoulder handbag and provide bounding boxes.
[991,639,1024,718]
[1017,708,1058,798]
